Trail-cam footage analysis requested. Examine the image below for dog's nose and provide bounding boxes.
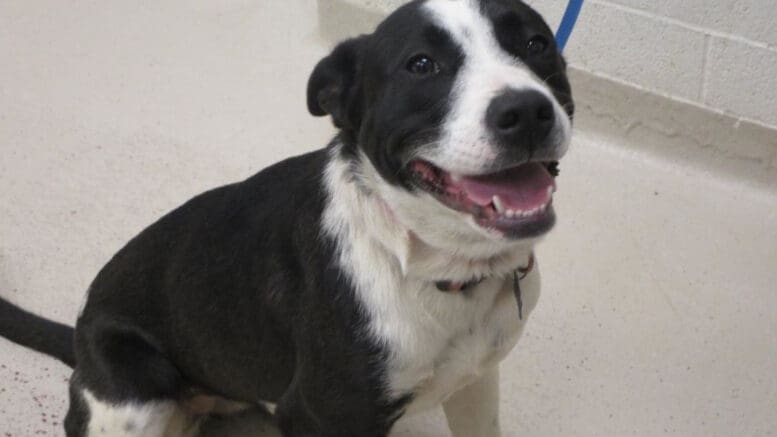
[486,89,555,147]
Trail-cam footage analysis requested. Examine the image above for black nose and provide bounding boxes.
[486,89,555,147]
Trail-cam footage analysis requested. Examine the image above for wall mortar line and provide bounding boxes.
[591,0,777,53]
[699,34,713,103]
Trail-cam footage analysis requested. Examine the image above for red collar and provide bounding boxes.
[435,253,535,293]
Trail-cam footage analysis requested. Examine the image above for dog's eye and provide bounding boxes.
[406,55,440,75]
[526,36,549,55]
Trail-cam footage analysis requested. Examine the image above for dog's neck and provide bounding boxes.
[322,144,535,283]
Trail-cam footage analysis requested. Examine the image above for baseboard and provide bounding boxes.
[317,0,777,190]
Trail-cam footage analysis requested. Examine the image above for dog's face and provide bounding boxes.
[309,0,573,253]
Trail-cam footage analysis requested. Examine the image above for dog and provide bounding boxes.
[0,0,573,435]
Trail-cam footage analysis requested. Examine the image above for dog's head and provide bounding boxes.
[309,0,573,254]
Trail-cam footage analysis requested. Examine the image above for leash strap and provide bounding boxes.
[556,0,585,53]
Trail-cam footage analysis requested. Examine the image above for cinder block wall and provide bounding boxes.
[346,0,777,129]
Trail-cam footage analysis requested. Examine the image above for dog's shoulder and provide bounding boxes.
[79,148,333,324]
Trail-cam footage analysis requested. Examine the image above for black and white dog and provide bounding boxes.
[0,0,573,435]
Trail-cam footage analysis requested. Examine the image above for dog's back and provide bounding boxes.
[74,149,327,401]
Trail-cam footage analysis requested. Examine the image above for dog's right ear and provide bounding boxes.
[306,36,368,131]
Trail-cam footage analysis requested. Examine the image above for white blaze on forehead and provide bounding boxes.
[420,0,571,175]
[423,0,532,78]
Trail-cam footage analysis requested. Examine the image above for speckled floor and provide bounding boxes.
[1,1,776,436]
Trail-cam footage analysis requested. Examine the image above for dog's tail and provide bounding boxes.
[0,297,76,367]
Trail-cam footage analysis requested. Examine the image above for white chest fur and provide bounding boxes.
[322,152,542,415]
[388,270,540,415]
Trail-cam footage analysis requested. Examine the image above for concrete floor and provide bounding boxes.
[2,0,777,436]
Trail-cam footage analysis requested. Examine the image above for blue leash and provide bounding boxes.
[555,0,584,53]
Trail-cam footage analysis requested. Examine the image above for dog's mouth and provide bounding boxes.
[408,160,559,238]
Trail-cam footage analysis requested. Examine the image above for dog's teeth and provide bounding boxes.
[546,186,554,201]
[539,204,547,213]
[506,209,515,218]
[451,173,462,183]
[492,196,505,214]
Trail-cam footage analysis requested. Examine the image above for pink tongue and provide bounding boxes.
[456,163,555,210]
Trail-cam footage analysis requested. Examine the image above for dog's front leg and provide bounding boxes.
[443,367,501,437]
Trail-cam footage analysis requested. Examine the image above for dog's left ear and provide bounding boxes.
[307,36,368,131]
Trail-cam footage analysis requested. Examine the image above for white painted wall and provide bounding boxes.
[346,0,777,129]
